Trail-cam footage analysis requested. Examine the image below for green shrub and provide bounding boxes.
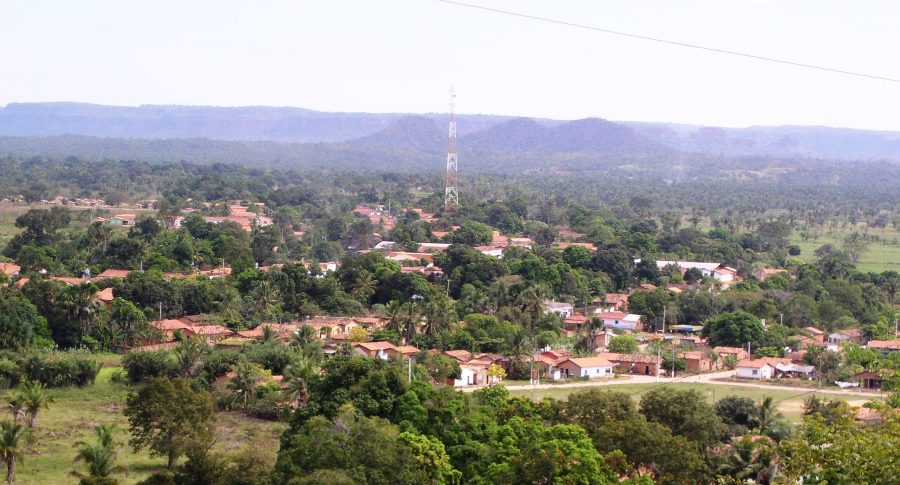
[122,350,179,383]
[18,351,101,387]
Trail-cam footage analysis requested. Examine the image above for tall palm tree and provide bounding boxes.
[718,435,777,484]
[0,421,24,485]
[423,295,457,337]
[259,325,279,345]
[16,381,51,429]
[73,424,119,479]
[577,317,605,353]
[175,339,206,377]
[282,358,319,408]
[227,360,262,410]
[290,325,317,348]
[516,285,549,327]
[754,396,783,436]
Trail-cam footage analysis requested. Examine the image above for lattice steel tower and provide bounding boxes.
[444,86,459,209]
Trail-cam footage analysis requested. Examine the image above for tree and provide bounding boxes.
[702,311,765,348]
[576,317,605,353]
[486,364,506,385]
[0,421,24,485]
[639,388,724,446]
[0,295,43,349]
[715,396,757,435]
[608,334,639,354]
[15,381,51,428]
[73,424,119,480]
[125,378,215,470]
[753,396,784,438]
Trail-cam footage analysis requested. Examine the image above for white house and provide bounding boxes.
[556,357,614,379]
[736,359,774,379]
[594,311,642,331]
[544,301,574,318]
[475,245,505,258]
[453,363,489,387]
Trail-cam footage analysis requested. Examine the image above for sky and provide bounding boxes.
[2,0,900,130]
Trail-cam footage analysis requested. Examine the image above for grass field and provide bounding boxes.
[789,227,900,273]
[507,382,879,422]
[4,364,286,485]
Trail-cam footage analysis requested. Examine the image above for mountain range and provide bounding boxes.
[2,102,900,166]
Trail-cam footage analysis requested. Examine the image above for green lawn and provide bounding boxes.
[507,382,879,422]
[790,226,900,273]
[5,364,286,485]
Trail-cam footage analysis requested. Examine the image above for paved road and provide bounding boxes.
[466,370,881,399]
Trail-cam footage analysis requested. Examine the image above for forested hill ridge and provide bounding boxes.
[3,101,900,160]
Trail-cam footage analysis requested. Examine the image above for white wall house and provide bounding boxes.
[544,301,574,318]
[594,311,642,331]
[557,357,614,379]
[736,360,774,379]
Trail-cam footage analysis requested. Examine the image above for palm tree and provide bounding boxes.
[227,360,262,410]
[717,435,778,484]
[259,325,279,345]
[73,424,119,479]
[423,295,457,337]
[577,317,605,353]
[754,396,783,436]
[354,272,378,302]
[503,330,533,378]
[0,421,24,485]
[516,285,549,327]
[16,381,51,429]
[290,325,317,348]
[282,358,319,408]
[175,339,206,377]
[5,398,24,426]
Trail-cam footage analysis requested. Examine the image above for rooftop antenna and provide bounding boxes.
[444,86,459,210]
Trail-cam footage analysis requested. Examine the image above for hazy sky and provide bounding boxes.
[2,0,900,130]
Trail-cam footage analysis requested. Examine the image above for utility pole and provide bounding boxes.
[662,305,667,334]
[158,302,162,321]
[671,346,676,378]
[444,86,459,210]
[656,347,661,383]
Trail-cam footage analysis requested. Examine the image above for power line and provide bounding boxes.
[434,0,900,84]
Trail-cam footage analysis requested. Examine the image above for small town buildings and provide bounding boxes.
[149,319,193,342]
[385,345,420,361]
[556,356,614,379]
[856,370,883,389]
[474,245,504,258]
[867,339,900,355]
[713,346,750,363]
[455,362,490,387]
[773,362,817,380]
[96,268,132,279]
[544,301,574,318]
[827,328,866,348]
[594,311,642,331]
[353,341,395,360]
[0,262,21,277]
[94,287,115,305]
[108,213,136,226]
[736,359,774,380]
[681,351,714,372]
[595,353,662,376]
[443,349,474,363]
[189,325,234,342]
[595,293,628,312]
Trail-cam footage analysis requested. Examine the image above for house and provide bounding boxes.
[443,350,474,363]
[0,262,21,277]
[189,325,234,342]
[599,353,662,376]
[385,345,420,361]
[867,339,900,355]
[827,328,866,347]
[753,268,789,281]
[149,319,193,342]
[454,362,490,387]
[385,252,434,264]
[594,311,642,331]
[681,351,714,372]
[556,356,614,379]
[474,245,504,258]
[713,346,750,363]
[108,213,136,226]
[94,287,115,305]
[544,301,574,318]
[563,313,589,332]
[594,293,628,312]
[416,243,451,253]
[773,362,817,380]
[856,370,883,389]
[711,266,739,284]
[96,269,132,279]
[353,341,395,360]
[736,359,775,380]
[555,242,597,252]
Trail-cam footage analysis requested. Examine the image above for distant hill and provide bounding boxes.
[0,102,509,143]
[4,102,900,162]
[625,122,900,160]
